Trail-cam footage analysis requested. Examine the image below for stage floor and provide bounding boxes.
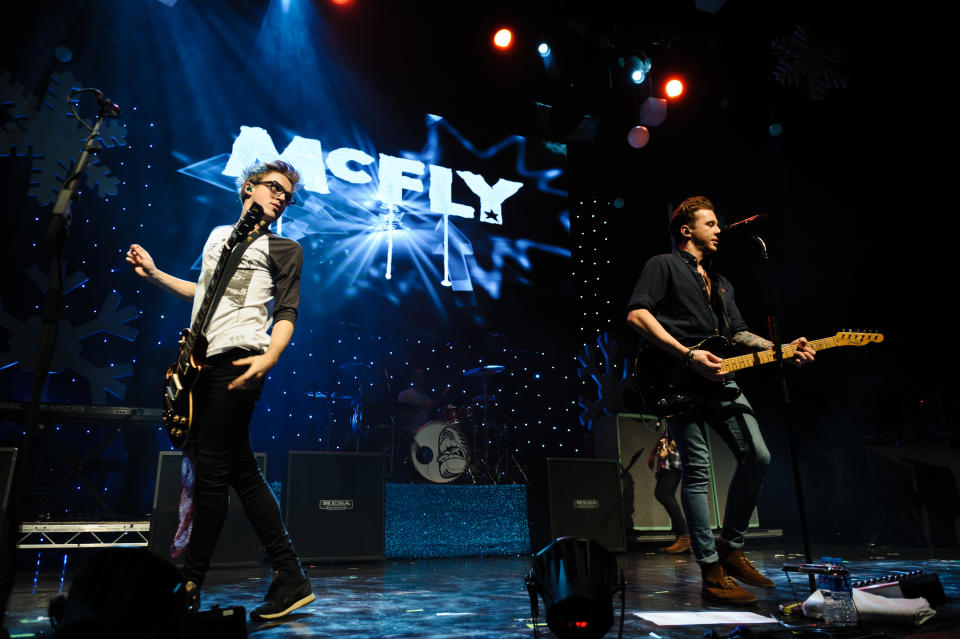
[6,543,960,638]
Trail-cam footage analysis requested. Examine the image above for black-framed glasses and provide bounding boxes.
[253,180,296,206]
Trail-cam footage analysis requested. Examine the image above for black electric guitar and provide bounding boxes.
[161,204,265,447]
[632,331,884,417]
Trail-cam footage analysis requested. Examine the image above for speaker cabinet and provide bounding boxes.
[148,451,266,568]
[284,452,384,562]
[527,458,626,553]
[0,447,16,526]
[595,413,757,530]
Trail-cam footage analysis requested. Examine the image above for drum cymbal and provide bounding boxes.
[304,391,355,400]
[463,364,505,377]
[362,400,422,412]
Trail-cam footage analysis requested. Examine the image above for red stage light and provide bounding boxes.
[330,0,351,5]
[493,28,513,50]
[665,78,684,98]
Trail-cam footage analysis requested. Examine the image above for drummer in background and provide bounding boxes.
[397,367,434,434]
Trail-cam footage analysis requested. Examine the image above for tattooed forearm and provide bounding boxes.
[732,331,774,351]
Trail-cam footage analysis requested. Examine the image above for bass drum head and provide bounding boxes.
[410,420,470,483]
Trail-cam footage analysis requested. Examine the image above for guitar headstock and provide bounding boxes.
[834,330,884,346]
[238,202,264,235]
[228,203,265,247]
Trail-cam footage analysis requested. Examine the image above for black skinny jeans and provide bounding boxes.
[181,349,302,586]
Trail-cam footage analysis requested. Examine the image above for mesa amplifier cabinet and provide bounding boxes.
[284,451,384,562]
[0,447,16,526]
[527,458,626,553]
[148,451,266,568]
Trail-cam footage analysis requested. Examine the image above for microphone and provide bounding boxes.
[91,89,121,118]
[722,213,767,232]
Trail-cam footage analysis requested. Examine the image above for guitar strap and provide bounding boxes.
[198,228,264,338]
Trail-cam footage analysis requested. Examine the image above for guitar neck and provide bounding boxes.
[179,227,261,362]
[177,248,226,354]
[721,336,838,373]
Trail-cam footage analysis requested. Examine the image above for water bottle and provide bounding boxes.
[817,558,857,626]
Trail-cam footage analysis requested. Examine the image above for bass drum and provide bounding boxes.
[410,420,470,483]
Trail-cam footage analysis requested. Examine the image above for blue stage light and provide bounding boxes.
[627,55,652,85]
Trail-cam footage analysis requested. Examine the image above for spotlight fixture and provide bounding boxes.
[538,42,551,57]
[665,78,684,98]
[493,28,514,50]
[627,55,651,85]
[525,537,625,639]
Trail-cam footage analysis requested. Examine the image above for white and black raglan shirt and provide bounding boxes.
[189,225,303,358]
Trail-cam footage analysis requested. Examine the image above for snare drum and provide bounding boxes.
[410,420,470,483]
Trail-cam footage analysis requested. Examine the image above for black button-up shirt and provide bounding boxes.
[627,250,748,341]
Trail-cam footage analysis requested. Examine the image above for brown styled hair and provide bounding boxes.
[669,196,715,244]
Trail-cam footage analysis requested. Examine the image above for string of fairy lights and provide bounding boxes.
[253,331,583,460]
[570,192,619,438]
[572,195,617,341]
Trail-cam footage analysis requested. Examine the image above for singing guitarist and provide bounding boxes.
[125,161,314,621]
[625,196,815,605]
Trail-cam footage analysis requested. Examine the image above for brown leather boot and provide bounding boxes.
[701,561,758,604]
[717,545,775,588]
[658,534,691,554]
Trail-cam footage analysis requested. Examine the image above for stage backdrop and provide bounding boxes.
[0,0,582,516]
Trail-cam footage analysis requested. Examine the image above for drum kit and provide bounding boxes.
[304,362,526,484]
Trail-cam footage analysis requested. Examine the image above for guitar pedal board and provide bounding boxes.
[852,571,948,606]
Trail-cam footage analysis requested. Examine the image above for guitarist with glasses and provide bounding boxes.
[125,161,314,621]
[626,196,815,605]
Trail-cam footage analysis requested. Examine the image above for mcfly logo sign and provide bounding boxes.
[222,126,523,224]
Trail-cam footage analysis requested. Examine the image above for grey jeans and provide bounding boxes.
[667,382,770,563]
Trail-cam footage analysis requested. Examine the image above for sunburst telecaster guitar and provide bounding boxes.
[161,204,264,447]
[632,330,884,417]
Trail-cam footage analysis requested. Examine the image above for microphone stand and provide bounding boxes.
[751,233,816,590]
[1,93,117,630]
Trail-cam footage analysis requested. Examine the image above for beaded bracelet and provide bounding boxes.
[685,348,696,365]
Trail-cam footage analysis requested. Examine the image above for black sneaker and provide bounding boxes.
[263,571,282,601]
[250,575,314,621]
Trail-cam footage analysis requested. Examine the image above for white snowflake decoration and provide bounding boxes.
[1,69,127,204]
